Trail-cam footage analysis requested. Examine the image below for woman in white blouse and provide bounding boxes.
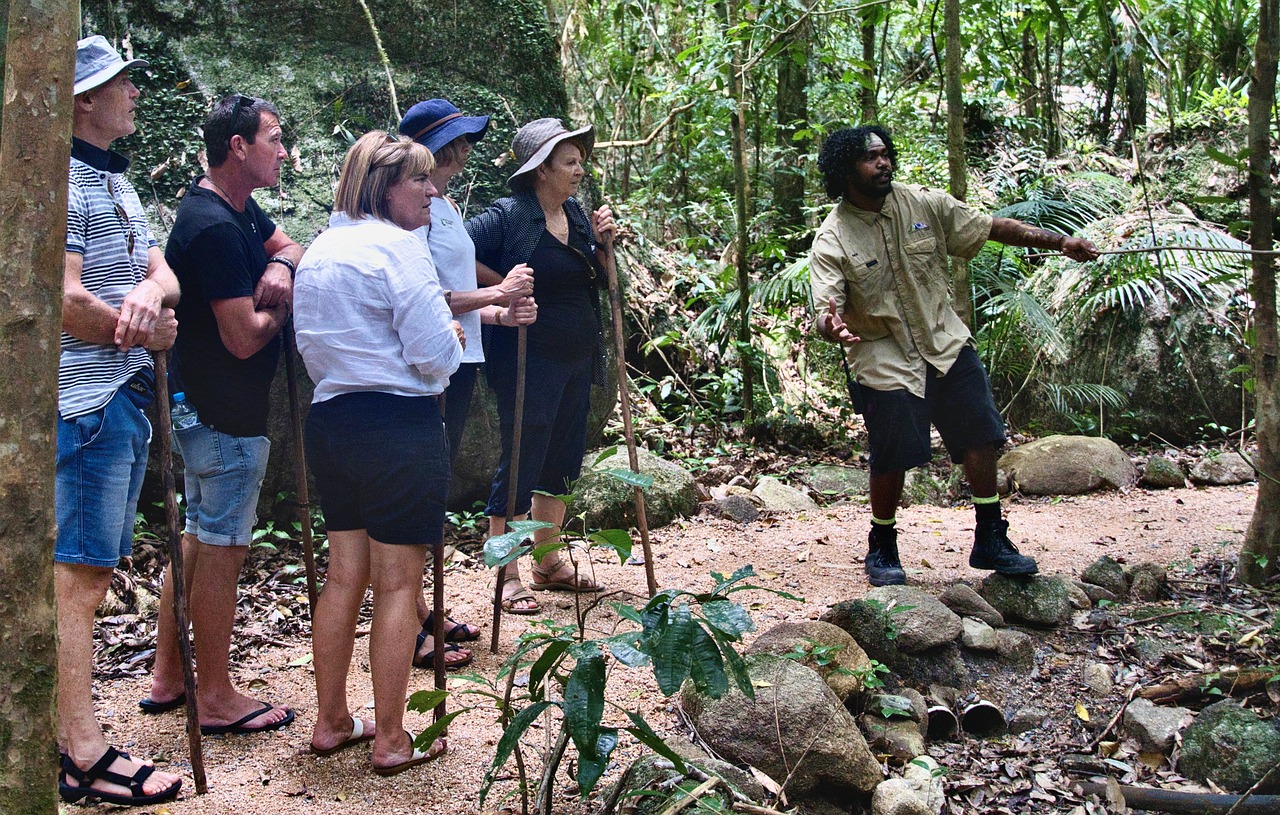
[294,131,531,775]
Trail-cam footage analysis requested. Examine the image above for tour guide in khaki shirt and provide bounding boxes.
[810,125,1100,587]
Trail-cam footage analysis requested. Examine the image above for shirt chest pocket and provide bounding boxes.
[904,235,938,280]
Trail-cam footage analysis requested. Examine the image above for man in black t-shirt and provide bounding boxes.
[143,95,303,735]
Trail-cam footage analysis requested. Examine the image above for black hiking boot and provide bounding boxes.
[969,519,1039,575]
[865,527,906,586]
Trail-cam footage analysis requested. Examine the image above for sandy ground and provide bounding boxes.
[86,483,1259,814]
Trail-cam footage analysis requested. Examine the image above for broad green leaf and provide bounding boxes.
[412,709,463,751]
[602,467,655,489]
[1206,145,1246,169]
[652,604,695,695]
[527,639,571,701]
[406,688,450,713]
[592,445,620,465]
[564,652,606,759]
[482,520,554,567]
[588,528,634,562]
[530,540,568,561]
[706,623,754,699]
[623,710,688,773]
[576,727,619,795]
[605,633,651,667]
[480,701,555,805]
[701,599,755,639]
[688,624,728,698]
[614,602,644,623]
[711,565,756,593]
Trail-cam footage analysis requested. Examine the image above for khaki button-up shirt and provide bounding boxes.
[810,184,992,398]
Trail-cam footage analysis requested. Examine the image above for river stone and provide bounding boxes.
[1082,662,1114,695]
[821,600,970,689]
[751,476,820,513]
[1188,451,1256,485]
[1009,706,1049,735]
[609,753,766,815]
[1178,700,1280,792]
[800,463,871,499]
[901,755,946,814]
[1077,581,1119,604]
[1080,555,1130,598]
[861,715,926,763]
[1061,578,1092,610]
[574,447,698,531]
[938,583,1004,628]
[747,621,872,702]
[960,617,999,651]
[979,574,1073,627]
[680,653,883,796]
[1127,561,1168,601]
[871,779,934,815]
[864,586,963,653]
[997,435,1137,495]
[995,629,1036,669]
[713,494,760,524]
[1140,456,1186,489]
[1123,698,1193,753]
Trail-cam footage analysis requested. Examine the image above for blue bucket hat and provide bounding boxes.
[399,98,491,155]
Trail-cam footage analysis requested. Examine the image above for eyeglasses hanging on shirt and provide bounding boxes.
[107,175,136,260]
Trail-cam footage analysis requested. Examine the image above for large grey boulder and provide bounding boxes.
[799,463,871,500]
[1178,700,1280,792]
[574,447,698,531]
[746,621,872,702]
[864,586,963,653]
[1123,698,1193,753]
[938,583,1004,628]
[979,574,1073,627]
[1189,451,1256,485]
[680,654,883,797]
[998,435,1137,495]
[751,476,821,513]
[821,601,970,689]
[1140,456,1186,489]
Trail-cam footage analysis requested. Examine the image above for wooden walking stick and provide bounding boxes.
[151,351,207,794]
[432,392,447,715]
[282,324,319,617]
[490,324,528,653]
[602,237,658,597]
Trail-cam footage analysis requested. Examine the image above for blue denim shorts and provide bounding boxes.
[174,414,270,547]
[56,388,152,568]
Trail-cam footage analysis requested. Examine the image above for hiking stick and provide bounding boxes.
[282,324,319,617]
[151,351,207,794]
[490,324,528,653]
[433,390,447,716]
[602,238,657,597]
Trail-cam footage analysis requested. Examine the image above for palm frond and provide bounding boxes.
[1041,382,1129,416]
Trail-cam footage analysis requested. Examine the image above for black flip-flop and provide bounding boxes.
[423,611,481,642]
[200,703,295,736]
[412,633,474,671]
[138,693,187,714]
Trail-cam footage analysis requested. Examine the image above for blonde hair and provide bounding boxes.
[334,131,435,222]
[433,135,469,170]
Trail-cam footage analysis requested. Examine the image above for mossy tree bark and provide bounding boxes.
[0,0,77,812]
[1240,0,1279,587]
[944,0,971,329]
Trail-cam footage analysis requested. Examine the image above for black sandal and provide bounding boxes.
[59,746,182,806]
[412,632,474,670]
[423,611,480,642]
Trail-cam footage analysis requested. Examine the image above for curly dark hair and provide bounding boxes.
[817,125,897,199]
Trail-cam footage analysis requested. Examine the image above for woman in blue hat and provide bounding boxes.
[398,99,537,659]
[466,117,616,615]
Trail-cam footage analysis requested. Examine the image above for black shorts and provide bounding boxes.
[305,391,449,545]
[861,346,1005,475]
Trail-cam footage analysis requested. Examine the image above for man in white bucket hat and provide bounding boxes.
[55,34,182,806]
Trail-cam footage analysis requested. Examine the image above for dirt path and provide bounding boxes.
[92,483,1258,813]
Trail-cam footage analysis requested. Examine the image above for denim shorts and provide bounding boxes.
[862,346,1006,475]
[173,414,270,547]
[305,391,448,546]
[56,388,152,568]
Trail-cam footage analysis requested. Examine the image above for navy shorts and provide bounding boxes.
[305,392,448,546]
[862,346,1005,475]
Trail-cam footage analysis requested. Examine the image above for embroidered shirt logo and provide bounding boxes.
[911,222,930,232]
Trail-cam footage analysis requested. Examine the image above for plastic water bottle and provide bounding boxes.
[171,392,200,431]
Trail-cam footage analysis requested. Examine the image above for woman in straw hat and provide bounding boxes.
[397,98,538,663]
[466,118,616,615]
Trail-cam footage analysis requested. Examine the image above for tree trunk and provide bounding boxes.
[859,12,877,122]
[1240,0,1279,587]
[944,0,972,328]
[726,0,754,424]
[1124,44,1147,130]
[1020,13,1039,136]
[1042,27,1061,156]
[0,1,77,812]
[774,8,810,255]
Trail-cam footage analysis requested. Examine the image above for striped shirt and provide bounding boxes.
[60,138,159,419]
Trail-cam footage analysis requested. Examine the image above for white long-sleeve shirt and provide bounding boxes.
[295,212,461,403]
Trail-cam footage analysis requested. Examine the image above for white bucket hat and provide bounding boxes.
[507,117,594,188]
[75,35,148,96]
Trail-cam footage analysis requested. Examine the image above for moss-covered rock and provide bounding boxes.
[573,447,697,532]
[1178,700,1280,793]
